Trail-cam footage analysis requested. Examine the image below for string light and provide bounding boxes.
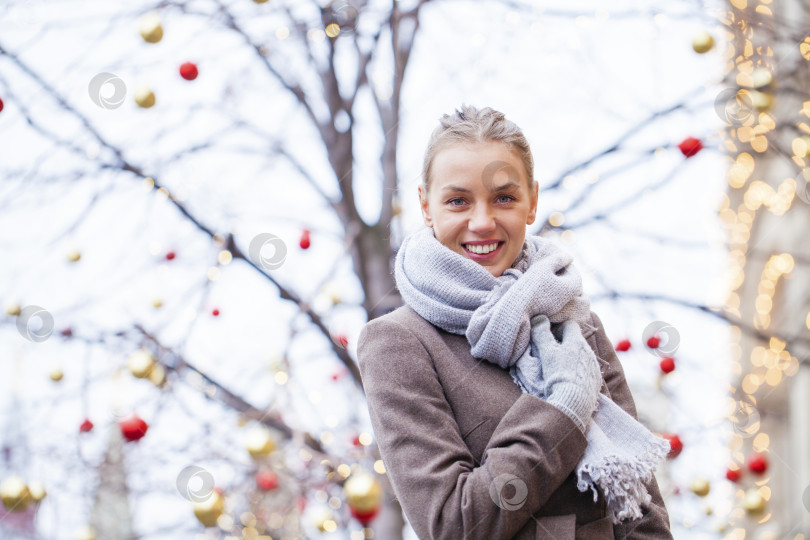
[722,3,808,535]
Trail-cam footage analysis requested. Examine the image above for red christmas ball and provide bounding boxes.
[299,229,311,250]
[179,62,198,81]
[256,470,278,491]
[119,413,149,442]
[352,434,362,447]
[748,453,768,475]
[0,97,4,113]
[211,308,220,317]
[660,357,675,374]
[165,251,176,261]
[662,433,683,459]
[678,137,703,157]
[647,335,660,348]
[615,339,631,352]
[61,327,73,337]
[79,418,94,433]
[349,504,380,526]
[726,468,741,482]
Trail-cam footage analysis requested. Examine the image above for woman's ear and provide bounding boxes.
[418,184,433,227]
[527,181,539,224]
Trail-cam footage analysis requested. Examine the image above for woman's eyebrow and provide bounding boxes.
[441,181,520,192]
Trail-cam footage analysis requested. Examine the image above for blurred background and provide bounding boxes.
[0,0,808,539]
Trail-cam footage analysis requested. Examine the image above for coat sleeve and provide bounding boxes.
[357,316,589,540]
[589,311,674,540]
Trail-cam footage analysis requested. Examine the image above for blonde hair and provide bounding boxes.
[421,104,535,194]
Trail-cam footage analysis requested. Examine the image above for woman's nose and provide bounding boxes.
[468,203,496,232]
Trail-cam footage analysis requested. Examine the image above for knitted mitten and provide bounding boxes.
[531,315,602,433]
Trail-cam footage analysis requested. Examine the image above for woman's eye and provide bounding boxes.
[446,195,514,207]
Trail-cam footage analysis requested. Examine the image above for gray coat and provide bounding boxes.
[357,304,673,540]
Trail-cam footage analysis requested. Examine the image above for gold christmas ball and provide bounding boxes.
[689,478,710,497]
[312,507,336,532]
[66,249,81,262]
[802,38,810,61]
[75,525,97,540]
[252,0,270,3]
[245,427,276,458]
[750,90,773,111]
[750,68,773,89]
[134,87,156,109]
[800,136,810,158]
[49,366,64,382]
[5,302,22,316]
[267,352,283,371]
[147,362,166,386]
[27,480,46,503]
[321,282,342,304]
[743,487,766,515]
[192,490,224,527]
[138,13,163,43]
[692,31,715,54]
[127,348,155,379]
[1,476,31,512]
[151,297,163,308]
[344,471,383,512]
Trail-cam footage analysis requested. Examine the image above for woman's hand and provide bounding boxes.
[531,314,602,433]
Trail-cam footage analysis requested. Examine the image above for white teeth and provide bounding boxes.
[464,242,499,254]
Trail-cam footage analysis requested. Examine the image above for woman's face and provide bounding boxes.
[418,141,539,278]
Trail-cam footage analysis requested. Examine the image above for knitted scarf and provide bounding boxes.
[393,226,670,524]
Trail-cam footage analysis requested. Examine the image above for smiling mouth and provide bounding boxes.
[462,242,504,255]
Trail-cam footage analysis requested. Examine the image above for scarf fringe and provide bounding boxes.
[576,435,671,524]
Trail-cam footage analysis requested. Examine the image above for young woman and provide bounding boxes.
[357,105,673,539]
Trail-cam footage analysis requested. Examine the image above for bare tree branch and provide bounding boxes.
[0,40,364,389]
